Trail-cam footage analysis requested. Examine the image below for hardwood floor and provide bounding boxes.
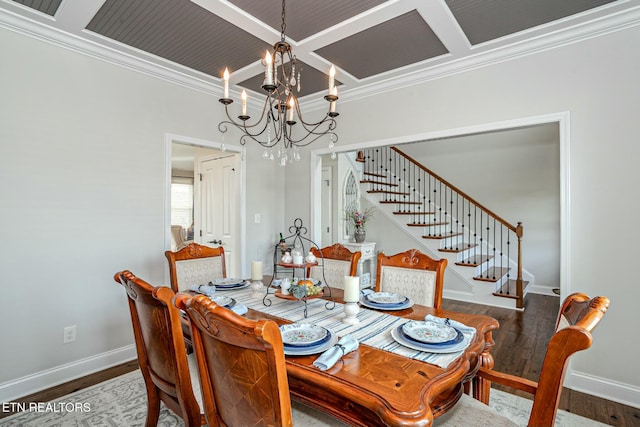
[2,294,638,425]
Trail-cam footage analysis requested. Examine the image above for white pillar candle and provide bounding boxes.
[343,276,360,303]
[251,261,263,281]
[223,68,229,98]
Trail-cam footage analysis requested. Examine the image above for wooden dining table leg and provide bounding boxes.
[472,330,495,404]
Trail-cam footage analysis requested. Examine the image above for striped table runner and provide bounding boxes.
[225,287,475,369]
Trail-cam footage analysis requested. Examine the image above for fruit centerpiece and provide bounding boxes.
[289,279,324,299]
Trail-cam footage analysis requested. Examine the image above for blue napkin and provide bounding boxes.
[313,335,358,371]
[231,304,248,316]
[189,283,216,297]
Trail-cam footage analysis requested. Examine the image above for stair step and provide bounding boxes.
[474,267,510,282]
[407,222,448,227]
[360,180,398,187]
[363,171,386,178]
[439,243,479,253]
[393,211,435,215]
[367,190,410,195]
[492,279,530,299]
[422,232,463,240]
[455,255,492,266]
[380,200,422,205]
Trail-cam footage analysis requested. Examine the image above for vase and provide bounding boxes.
[354,227,366,243]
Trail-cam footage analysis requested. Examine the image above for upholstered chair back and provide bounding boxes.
[165,243,226,292]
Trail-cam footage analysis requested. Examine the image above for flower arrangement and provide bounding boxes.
[345,207,375,230]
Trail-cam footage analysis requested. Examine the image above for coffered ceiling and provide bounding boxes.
[2,0,639,105]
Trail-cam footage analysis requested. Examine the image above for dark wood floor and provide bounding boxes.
[2,294,638,425]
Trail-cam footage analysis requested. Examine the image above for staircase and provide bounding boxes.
[357,146,531,309]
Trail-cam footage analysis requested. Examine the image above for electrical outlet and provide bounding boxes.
[63,325,76,344]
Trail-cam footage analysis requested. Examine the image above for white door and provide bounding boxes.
[197,154,239,276]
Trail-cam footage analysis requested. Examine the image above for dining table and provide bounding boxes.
[185,279,499,426]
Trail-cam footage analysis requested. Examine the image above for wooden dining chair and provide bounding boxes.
[435,292,610,427]
[113,270,205,427]
[307,243,362,289]
[375,248,447,308]
[165,242,226,292]
[174,293,349,427]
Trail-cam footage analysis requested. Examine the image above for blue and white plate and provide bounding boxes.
[402,320,458,344]
[283,329,338,356]
[359,296,413,311]
[210,278,246,288]
[280,324,329,347]
[391,324,468,353]
[365,292,408,305]
[209,296,236,308]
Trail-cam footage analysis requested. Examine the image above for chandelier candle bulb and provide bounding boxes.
[328,65,335,93]
[241,90,247,116]
[223,68,229,98]
[343,276,360,303]
[288,97,294,121]
[251,261,263,281]
[265,51,274,86]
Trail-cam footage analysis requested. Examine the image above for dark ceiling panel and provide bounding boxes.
[86,0,271,77]
[315,10,448,80]
[11,0,62,16]
[237,60,341,99]
[445,0,617,45]
[228,0,387,42]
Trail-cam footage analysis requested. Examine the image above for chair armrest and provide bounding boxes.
[477,367,539,395]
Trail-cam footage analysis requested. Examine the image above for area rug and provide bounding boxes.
[0,370,609,426]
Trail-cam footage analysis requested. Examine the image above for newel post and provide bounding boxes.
[516,222,524,308]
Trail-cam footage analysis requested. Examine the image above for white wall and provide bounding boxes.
[301,25,639,406]
[0,27,283,399]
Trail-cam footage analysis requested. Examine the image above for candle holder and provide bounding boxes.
[342,301,360,325]
[250,280,264,299]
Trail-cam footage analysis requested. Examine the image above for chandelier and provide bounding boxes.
[218,0,339,165]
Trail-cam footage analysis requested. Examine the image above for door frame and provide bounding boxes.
[164,133,247,282]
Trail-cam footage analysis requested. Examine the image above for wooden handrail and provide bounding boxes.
[391,146,518,233]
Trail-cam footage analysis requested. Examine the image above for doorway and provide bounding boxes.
[165,134,246,280]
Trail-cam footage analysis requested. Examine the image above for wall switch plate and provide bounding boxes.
[63,325,76,344]
[254,213,261,224]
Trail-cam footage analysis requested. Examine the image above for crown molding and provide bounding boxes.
[2,4,639,109]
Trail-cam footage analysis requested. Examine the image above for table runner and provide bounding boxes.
[221,287,475,369]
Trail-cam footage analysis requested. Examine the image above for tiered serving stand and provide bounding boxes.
[264,218,335,317]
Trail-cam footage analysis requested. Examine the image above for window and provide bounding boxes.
[171,177,193,231]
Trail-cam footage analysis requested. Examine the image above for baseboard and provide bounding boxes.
[567,369,640,409]
[527,284,559,296]
[0,345,137,402]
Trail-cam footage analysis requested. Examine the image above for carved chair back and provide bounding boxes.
[375,249,447,308]
[307,243,362,289]
[436,292,609,427]
[528,292,610,426]
[113,270,204,427]
[174,294,293,427]
[165,243,226,292]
